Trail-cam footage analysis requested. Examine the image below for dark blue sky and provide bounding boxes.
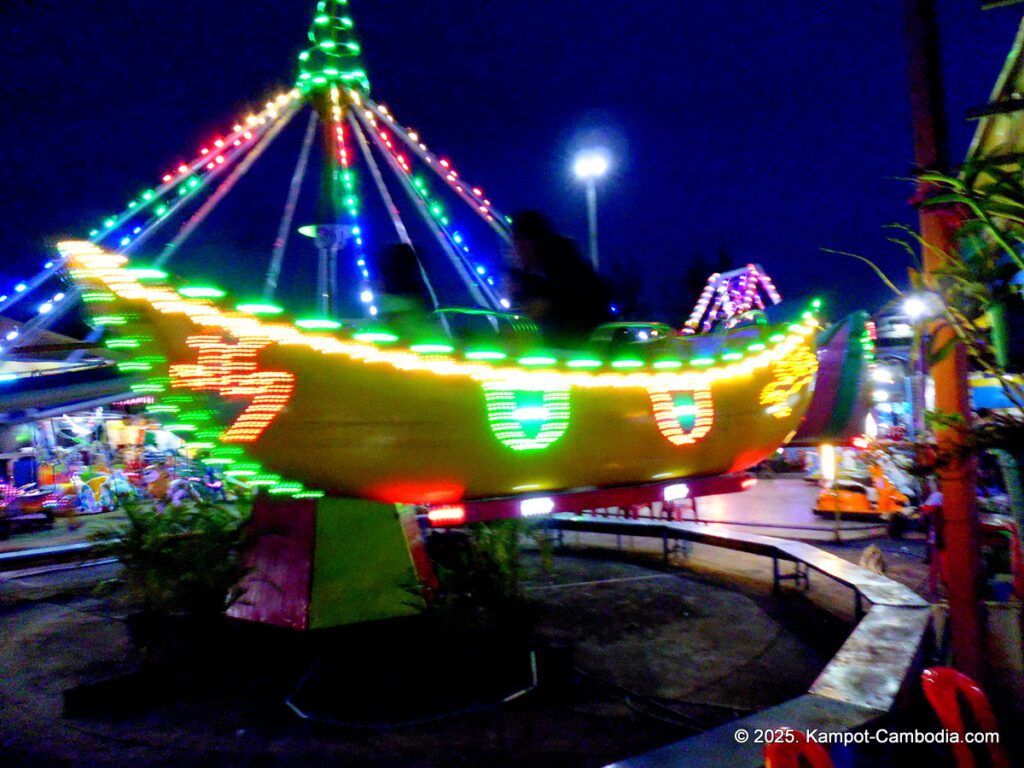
[0,1,1019,321]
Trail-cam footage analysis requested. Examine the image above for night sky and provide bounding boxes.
[0,1,1019,323]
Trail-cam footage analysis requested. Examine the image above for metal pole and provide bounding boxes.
[265,109,318,300]
[910,330,927,438]
[317,244,329,316]
[904,0,985,680]
[585,180,599,270]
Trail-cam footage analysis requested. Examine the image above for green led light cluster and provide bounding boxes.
[483,384,571,451]
[296,0,370,92]
[411,176,452,228]
[345,329,807,372]
[80,280,326,501]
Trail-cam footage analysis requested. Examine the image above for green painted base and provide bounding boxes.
[308,498,424,629]
[230,495,427,630]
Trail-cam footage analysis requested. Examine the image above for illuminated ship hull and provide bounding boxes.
[792,311,874,444]
[65,241,820,503]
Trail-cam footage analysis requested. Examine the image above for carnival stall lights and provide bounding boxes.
[0,403,250,539]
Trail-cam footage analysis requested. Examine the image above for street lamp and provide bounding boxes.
[902,292,939,438]
[902,291,939,321]
[573,149,610,270]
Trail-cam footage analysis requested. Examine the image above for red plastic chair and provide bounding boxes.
[763,729,833,768]
[920,667,1010,768]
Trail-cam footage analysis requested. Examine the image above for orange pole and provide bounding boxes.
[903,0,985,679]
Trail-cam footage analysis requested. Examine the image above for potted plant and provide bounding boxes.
[93,499,251,665]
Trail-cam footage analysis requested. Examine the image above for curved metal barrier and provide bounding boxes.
[540,516,932,768]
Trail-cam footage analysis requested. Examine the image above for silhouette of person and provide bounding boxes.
[376,243,436,336]
[507,211,612,348]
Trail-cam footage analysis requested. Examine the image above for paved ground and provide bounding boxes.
[0,477,877,556]
[1,478,1013,768]
[0,555,841,768]
[0,509,127,554]
[689,475,889,540]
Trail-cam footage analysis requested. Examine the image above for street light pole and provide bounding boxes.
[585,179,599,270]
[573,149,610,272]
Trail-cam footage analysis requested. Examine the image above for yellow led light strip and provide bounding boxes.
[60,241,818,393]
[758,344,819,419]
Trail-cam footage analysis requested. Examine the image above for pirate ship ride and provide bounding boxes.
[20,0,865,509]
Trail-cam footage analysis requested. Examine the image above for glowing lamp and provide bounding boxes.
[353,331,399,344]
[296,318,343,330]
[465,350,507,361]
[519,356,557,367]
[125,268,168,281]
[236,302,284,316]
[520,497,555,517]
[871,367,893,383]
[179,286,226,299]
[411,343,455,355]
[427,505,467,526]
[512,406,550,422]
[663,483,690,502]
[903,296,928,320]
[820,444,836,483]
[573,150,611,180]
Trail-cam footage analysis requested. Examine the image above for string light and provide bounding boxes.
[63,240,821,498]
[169,334,296,442]
[358,105,507,307]
[684,264,783,334]
[359,96,511,236]
[296,1,370,93]
[62,241,821,394]
[88,93,300,250]
[327,85,375,316]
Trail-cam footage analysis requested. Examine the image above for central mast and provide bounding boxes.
[297,0,374,318]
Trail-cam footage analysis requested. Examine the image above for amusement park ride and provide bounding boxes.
[0,1,874,628]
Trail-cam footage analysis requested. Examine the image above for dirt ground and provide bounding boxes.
[0,552,844,768]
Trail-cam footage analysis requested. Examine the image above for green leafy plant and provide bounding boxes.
[93,499,251,618]
[419,520,533,640]
[825,160,1024,520]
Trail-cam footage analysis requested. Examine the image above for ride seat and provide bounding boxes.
[432,307,539,341]
[588,321,676,348]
